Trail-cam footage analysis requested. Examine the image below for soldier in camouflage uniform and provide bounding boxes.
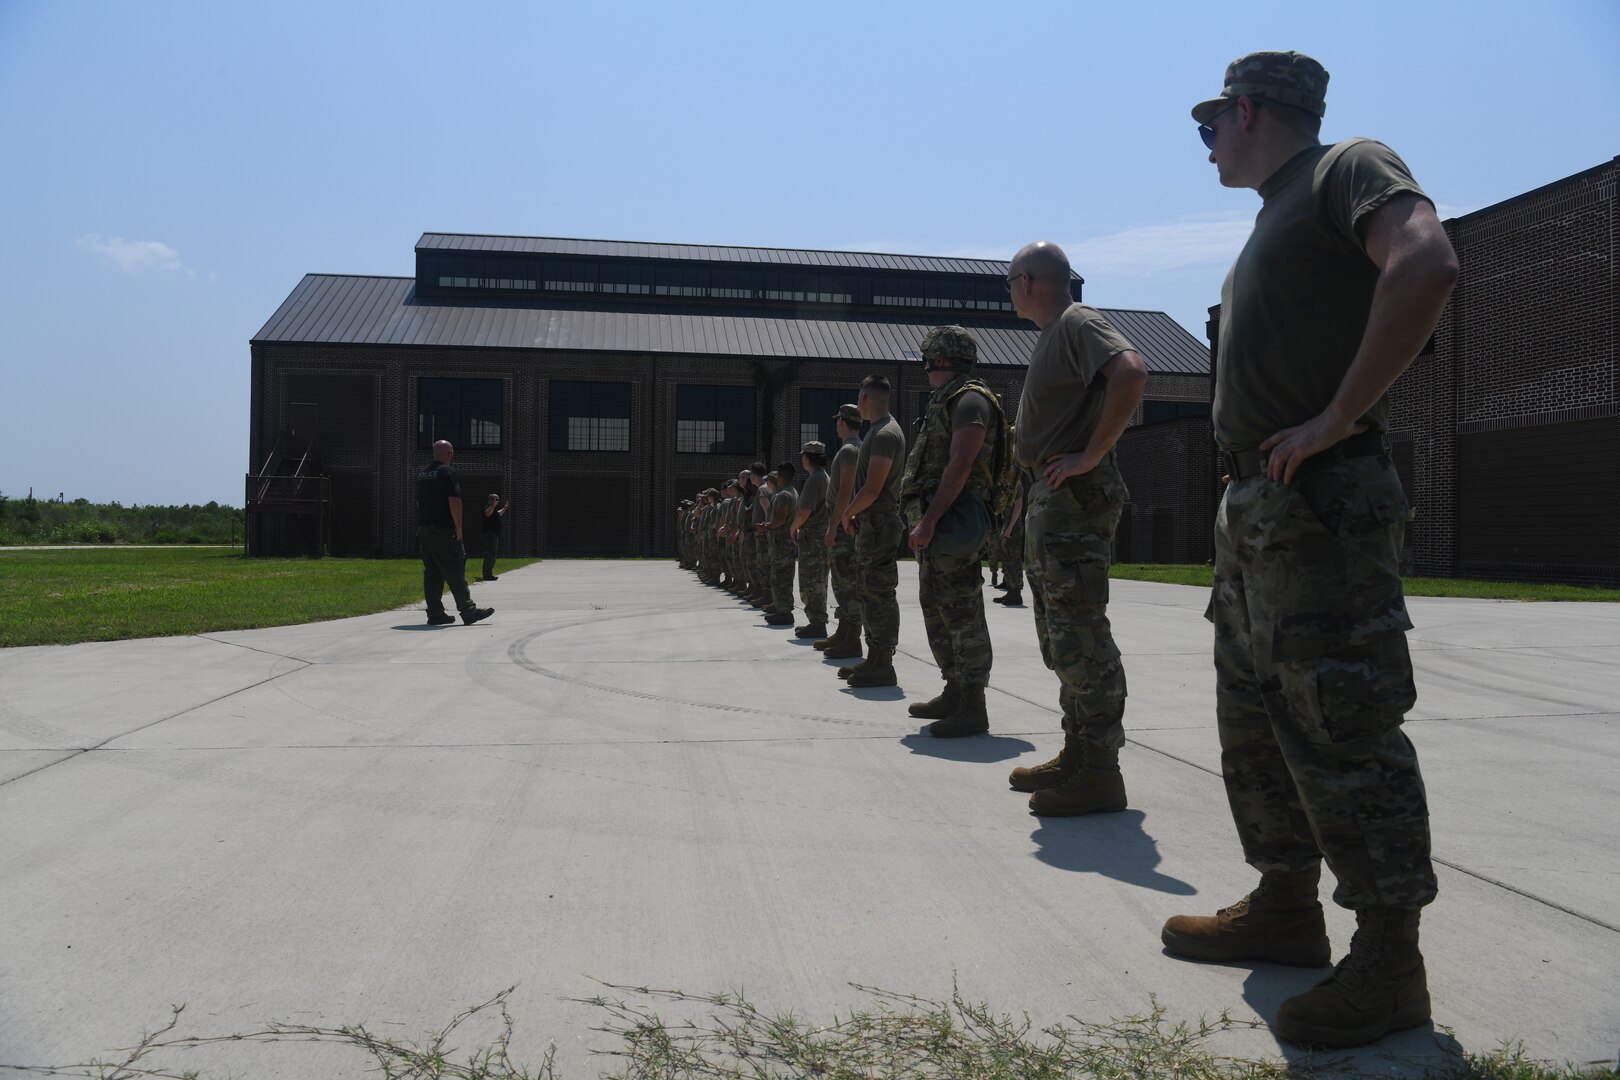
[992,430,1027,606]
[816,404,865,657]
[746,462,772,608]
[1162,51,1458,1050]
[695,489,719,584]
[1002,240,1148,815]
[838,375,906,687]
[792,441,832,640]
[761,464,798,625]
[899,326,1008,737]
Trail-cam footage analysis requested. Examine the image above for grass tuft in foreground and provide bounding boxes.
[3,983,1614,1080]
[0,548,538,647]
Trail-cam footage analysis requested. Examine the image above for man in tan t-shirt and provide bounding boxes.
[816,404,865,656]
[1003,241,1148,817]
[838,374,906,687]
[1162,51,1457,1050]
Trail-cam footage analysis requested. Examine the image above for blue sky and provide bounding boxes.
[1,0,1615,506]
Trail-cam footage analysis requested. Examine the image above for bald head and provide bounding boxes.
[1011,241,1071,285]
[432,439,455,463]
[1008,241,1075,329]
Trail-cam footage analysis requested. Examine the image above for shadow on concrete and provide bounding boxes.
[840,685,905,702]
[1233,968,1466,1077]
[1029,810,1197,895]
[900,733,1035,762]
[390,624,447,631]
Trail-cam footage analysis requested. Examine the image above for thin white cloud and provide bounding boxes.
[77,234,186,274]
[845,218,1256,277]
[1073,213,1254,277]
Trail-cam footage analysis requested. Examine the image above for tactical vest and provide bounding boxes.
[900,376,1009,521]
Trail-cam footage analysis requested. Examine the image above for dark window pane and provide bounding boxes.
[676,384,754,454]
[418,377,502,450]
[550,381,633,452]
[797,387,847,452]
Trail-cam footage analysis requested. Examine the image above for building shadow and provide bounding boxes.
[1028,810,1197,895]
[900,733,1035,762]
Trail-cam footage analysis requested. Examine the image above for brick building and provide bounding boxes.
[1206,157,1618,585]
[247,234,1212,558]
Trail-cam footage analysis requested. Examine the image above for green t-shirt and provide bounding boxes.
[771,485,796,526]
[1014,304,1135,469]
[1214,138,1430,450]
[854,415,906,515]
[829,437,861,507]
[797,467,829,520]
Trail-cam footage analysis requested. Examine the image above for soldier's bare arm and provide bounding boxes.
[1260,193,1458,485]
[842,455,893,534]
[1043,350,1148,486]
[827,482,854,548]
[909,424,986,551]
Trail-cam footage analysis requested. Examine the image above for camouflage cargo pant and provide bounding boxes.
[1001,508,1026,592]
[1211,452,1434,911]
[829,527,861,624]
[855,510,903,650]
[769,530,797,614]
[918,548,992,687]
[1026,456,1128,749]
[797,516,830,624]
[751,533,768,593]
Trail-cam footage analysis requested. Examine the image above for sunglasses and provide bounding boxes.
[1003,272,1028,293]
[1198,102,1240,150]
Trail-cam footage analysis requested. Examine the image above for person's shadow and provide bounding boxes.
[841,685,905,702]
[1236,967,1465,1076]
[1029,811,1196,895]
[391,623,446,631]
[900,732,1034,762]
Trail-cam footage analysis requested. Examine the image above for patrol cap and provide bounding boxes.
[834,403,861,424]
[801,440,826,456]
[920,325,979,366]
[1192,50,1329,124]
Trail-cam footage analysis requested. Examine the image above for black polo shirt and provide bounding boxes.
[416,460,460,527]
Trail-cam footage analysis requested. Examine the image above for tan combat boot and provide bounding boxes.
[1027,741,1126,816]
[823,623,864,661]
[927,685,988,737]
[1274,907,1429,1047]
[908,681,962,719]
[1008,729,1085,792]
[1161,865,1331,967]
[813,620,848,651]
[846,649,897,688]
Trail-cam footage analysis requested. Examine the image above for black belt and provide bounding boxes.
[1223,429,1386,481]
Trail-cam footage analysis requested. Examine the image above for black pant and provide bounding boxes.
[418,526,474,616]
[482,533,501,578]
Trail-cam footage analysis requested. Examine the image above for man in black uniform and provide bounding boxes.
[416,439,493,626]
[478,492,509,581]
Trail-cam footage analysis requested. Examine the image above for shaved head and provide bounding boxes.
[1011,241,1071,284]
[432,439,454,462]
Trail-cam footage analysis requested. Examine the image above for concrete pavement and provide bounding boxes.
[1,560,1616,1076]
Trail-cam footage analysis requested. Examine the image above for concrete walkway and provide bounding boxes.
[1,561,1616,1077]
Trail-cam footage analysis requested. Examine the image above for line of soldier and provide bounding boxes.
[672,50,1458,1052]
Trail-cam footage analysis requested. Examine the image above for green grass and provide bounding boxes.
[1108,563,1620,601]
[0,548,538,648]
[4,984,1614,1079]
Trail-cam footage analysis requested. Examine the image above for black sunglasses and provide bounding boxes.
[1003,272,1027,293]
[1198,102,1240,150]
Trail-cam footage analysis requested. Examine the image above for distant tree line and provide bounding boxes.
[0,491,243,546]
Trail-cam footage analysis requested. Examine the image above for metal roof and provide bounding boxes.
[253,275,1210,375]
[417,232,1084,281]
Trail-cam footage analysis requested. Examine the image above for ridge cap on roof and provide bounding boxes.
[415,231,1014,266]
